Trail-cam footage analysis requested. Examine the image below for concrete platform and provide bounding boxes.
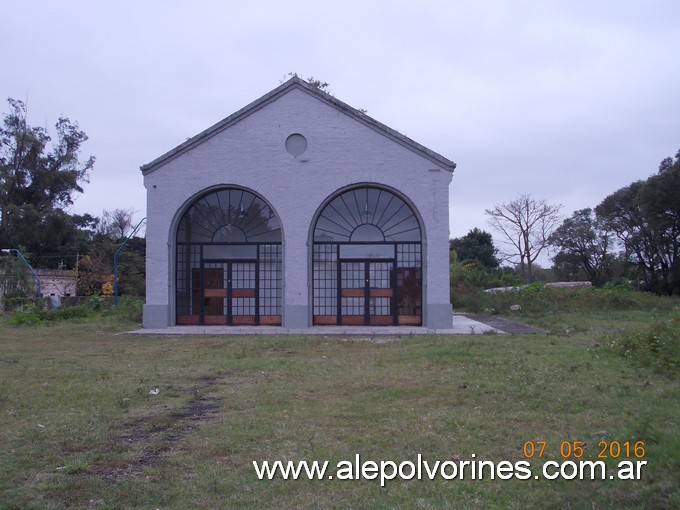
[126,313,505,335]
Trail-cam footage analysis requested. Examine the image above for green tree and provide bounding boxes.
[115,236,145,297]
[0,98,94,259]
[450,228,499,268]
[548,208,615,286]
[595,149,680,294]
[78,227,145,297]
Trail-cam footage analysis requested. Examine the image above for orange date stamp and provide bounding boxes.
[523,440,646,460]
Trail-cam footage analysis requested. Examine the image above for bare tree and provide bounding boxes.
[98,208,136,239]
[485,194,562,283]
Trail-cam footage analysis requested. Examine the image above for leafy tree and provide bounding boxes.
[485,194,562,283]
[0,98,94,259]
[596,150,680,294]
[77,254,111,296]
[116,236,146,296]
[4,208,97,268]
[548,208,615,285]
[450,228,499,268]
[78,231,145,297]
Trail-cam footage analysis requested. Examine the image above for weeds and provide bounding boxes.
[455,285,678,316]
[608,315,680,373]
[3,296,143,326]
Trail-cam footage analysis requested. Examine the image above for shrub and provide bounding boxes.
[7,312,43,326]
[88,294,106,312]
[3,297,45,313]
[603,277,632,291]
[114,297,143,323]
[451,285,487,313]
[609,315,680,373]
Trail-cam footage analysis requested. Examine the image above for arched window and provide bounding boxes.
[312,187,422,326]
[176,188,282,325]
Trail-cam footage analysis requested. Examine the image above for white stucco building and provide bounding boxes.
[141,77,455,329]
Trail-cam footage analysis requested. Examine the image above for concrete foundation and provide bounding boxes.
[142,304,169,329]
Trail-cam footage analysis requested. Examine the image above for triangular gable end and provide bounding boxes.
[140,76,456,175]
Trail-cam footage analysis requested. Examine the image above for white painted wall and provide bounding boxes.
[143,86,453,328]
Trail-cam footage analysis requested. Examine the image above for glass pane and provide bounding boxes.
[340,244,394,259]
[203,245,257,259]
[341,262,363,288]
[350,224,384,242]
[397,268,422,316]
[213,225,246,243]
[341,297,364,316]
[315,215,352,241]
[313,245,337,316]
[369,297,391,316]
[259,250,282,315]
[232,263,256,289]
[244,212,281,242]
[369,262,391,288]
[232,297,255,316]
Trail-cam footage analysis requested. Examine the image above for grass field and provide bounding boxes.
[0,297,678,509]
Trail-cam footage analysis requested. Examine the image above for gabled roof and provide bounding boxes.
[141,76,456,174]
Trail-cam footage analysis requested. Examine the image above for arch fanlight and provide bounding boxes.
[178,188,281,243]
[313,187,420,243]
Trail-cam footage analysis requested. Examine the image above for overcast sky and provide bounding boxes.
[3,0,679,260]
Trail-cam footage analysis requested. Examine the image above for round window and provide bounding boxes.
[285,133,307,156]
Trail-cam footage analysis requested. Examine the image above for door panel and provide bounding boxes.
[339,260,396,325]
[312,243,423,328]
[340,262,365,324]
[200,261,257,325]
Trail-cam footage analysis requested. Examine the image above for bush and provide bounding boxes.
[7,312,43,327]
[450,258,522,313]
[88,294,107,312]
[42,305,91,321]
[603,277,632,291]
[451,285,488,313]
[115,297,143,323]
[609,315,680,373]
[2,297,46,312]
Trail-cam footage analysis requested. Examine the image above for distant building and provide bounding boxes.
[141,77,456,329]
[36,269,76,297]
